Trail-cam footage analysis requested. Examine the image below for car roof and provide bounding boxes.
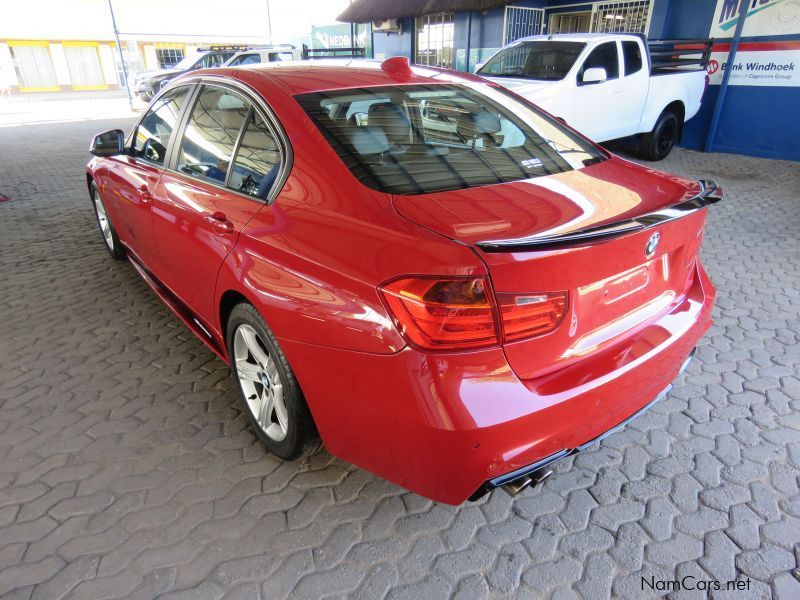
[511,33,642,44]
[206,59,485,95]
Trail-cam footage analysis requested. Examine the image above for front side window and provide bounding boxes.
[175,86,250,184]
[229,112,284,198]
[230,54,261,66]
[132,86,190,164]
[578,42,619,83]
[622,41,643,75]
[478,41,586,81]
[296,84,606,195]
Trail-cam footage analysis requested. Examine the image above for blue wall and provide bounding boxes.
[371,17,414,60]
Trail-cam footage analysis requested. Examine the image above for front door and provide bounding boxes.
[570,41,623,142]
[152,84,286,324]
[105,86,191,267]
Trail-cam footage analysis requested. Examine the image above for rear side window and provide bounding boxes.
[175,86,250,185]
[296,83,606,195]
[132,86,190,164]
[578,42,619,82]
[230,53,261,66]
[229,112,284,198]
[270,52,295,62]
[622,41,643,75]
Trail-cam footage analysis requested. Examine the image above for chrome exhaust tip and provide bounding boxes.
[502,469,554,497]
[502,476,533,496]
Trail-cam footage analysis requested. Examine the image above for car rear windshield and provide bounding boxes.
[295,83,606,195]
[477,41,585,80]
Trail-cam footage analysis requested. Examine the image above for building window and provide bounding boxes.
[547,1,652,35]
[504,7,545,44]
[8,44,58,90]
[415,12,454,69]
[63,45,105,88]
[590,1,652,34]
[156,48,185,69]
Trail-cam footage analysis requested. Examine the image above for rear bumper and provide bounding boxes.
[280,262,715,504]
[469,347,695,501]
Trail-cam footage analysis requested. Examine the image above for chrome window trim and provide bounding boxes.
[158,74,294,205]
[125,83,196,169]
[477,179,722,252]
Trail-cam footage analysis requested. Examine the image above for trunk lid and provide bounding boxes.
[392,158,713,379]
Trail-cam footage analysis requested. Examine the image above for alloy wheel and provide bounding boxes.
[657,118,677,157]
[93,193,114,251]
[233,324,288,441]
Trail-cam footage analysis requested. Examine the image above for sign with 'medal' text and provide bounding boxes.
[708,1,800,86]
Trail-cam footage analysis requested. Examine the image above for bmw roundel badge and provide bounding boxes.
[645,231,661,257]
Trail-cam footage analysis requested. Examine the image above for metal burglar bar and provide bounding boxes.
[590,1,652,34]
[415,12,455,68]
[503,7,545,44]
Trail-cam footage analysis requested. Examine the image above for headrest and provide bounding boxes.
[350,126,390,155]
[457,111,502,139]
[368,103,411,144]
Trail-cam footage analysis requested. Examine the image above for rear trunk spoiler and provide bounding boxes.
[477,180,722,253]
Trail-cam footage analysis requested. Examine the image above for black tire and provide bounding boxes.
[640,110,681,161]
[90,182,125,260]
[226,303,321,460]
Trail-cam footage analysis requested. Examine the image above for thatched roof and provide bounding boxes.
[337,0,512,23]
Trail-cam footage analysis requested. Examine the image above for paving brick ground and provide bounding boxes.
[1,118,799,599]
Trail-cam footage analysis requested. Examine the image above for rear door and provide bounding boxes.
[614,40,650,135]
[152,83,286,323]
[105,85,192,267]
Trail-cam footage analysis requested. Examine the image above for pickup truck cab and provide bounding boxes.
[477,33,711,160]
[225,45,303,67]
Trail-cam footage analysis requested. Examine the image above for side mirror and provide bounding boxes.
[581,67,607,84]
[90,129,125,157]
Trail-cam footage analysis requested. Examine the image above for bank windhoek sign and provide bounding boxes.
[707,0,800,86]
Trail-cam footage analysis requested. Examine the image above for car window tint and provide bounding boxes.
[478,41,585,81]
[622,41,643,75]
[132,86,190,165]
[578,42,619,82]
[270,52,295,62]
[207,53,228,67]
[297,84,606,195]
[229,112,283,198]
[234,54,261,66]
[175,87,250,185]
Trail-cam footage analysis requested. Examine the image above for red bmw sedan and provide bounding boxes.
[86,58,720,504]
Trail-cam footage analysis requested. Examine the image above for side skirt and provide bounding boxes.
[124,248,228,364]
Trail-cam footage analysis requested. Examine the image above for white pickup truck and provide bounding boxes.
[477,33,712,160]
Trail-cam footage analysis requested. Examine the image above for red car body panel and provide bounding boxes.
[86,61,718,504]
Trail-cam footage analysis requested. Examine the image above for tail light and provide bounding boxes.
[379,276,568,351]
[496,292,568,342]
[379,277,498,350]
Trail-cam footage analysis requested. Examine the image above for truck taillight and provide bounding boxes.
[380,277,569,351]
[379,277,499,350]
[497,292,568,342]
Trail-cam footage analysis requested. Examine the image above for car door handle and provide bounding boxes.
[204,211,235,235]
[137,184,154,203]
